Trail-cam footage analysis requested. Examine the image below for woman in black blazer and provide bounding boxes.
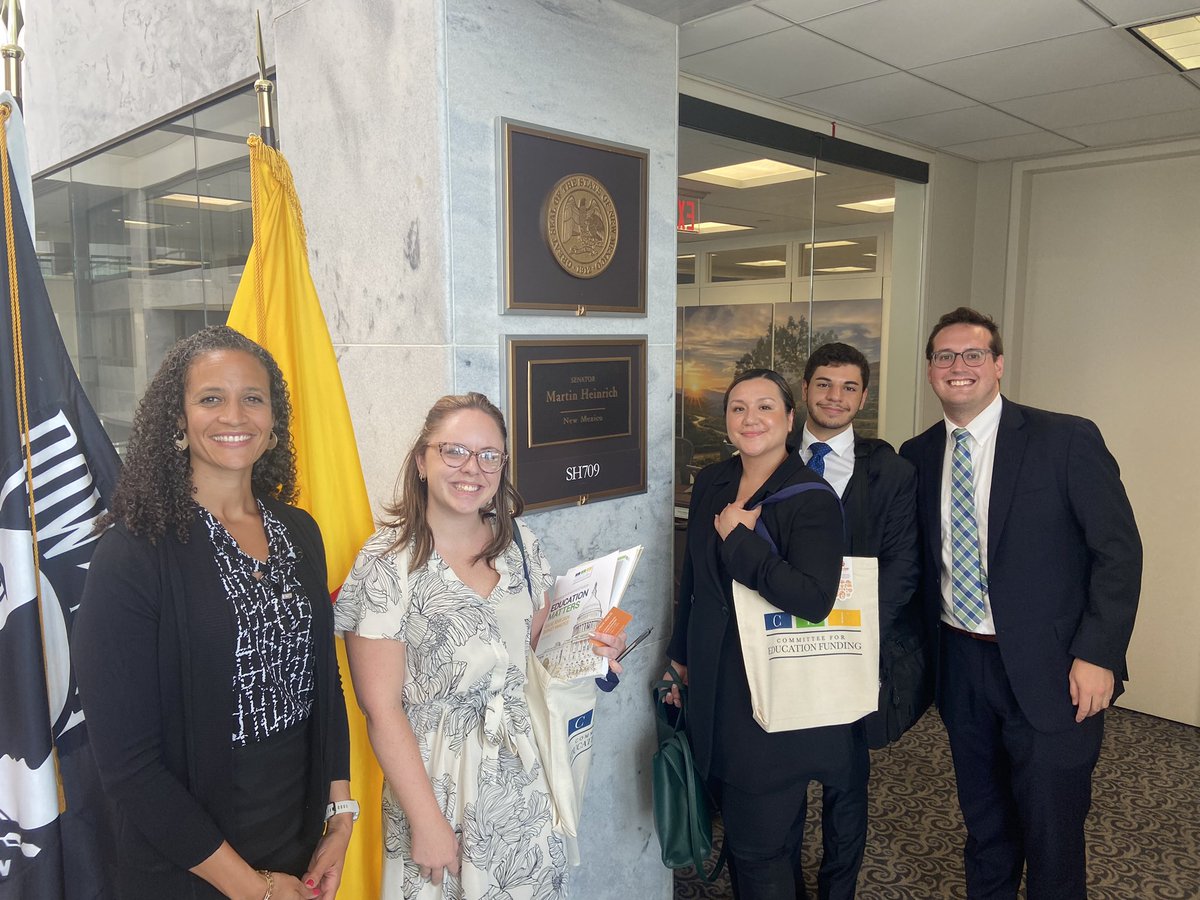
[665,368,845,900]
[74,327,353,900]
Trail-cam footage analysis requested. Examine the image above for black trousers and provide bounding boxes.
[791,751,869,900]
[940,627,1104,900]
[718,728,868,900]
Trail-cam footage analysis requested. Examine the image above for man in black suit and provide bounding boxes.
[900,307,1141,899]
[792,342,927,899]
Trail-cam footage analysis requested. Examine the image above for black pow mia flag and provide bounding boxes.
[0,112,120,899]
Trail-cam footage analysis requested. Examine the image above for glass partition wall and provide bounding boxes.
[33,85,264,452]
[674,110,928,508]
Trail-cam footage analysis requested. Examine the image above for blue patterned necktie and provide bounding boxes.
[806,442,832,477]
[949,428,987,627]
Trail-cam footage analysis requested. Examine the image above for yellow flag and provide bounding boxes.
[228,135,382,899]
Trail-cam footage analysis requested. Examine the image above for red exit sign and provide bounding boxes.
[677,197,698,232]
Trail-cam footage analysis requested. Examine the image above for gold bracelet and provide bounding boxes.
[257,869,274,900]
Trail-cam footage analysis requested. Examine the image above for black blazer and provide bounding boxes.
[668,451,845,793]
[843,438,931,747]
[843,437,919,638]
[74,499,350,898]
[900,399,1142,733]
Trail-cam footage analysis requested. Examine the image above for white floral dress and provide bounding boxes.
[334,520,568,900]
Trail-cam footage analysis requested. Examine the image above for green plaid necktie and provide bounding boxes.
[950,428,987,627]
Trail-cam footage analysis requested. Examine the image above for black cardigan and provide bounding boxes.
[73,499,350,898]
[668,452,846,793]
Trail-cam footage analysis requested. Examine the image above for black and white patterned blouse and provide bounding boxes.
[199,501,315,746]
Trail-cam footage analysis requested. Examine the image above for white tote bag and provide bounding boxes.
[525,651,596,865]
[732,556,880,733]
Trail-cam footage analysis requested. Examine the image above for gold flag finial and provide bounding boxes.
[1,0,24,108]
[253,10,276,148]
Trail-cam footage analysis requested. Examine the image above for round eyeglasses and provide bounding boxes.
[930,348,994,368]
[433,442,507,474]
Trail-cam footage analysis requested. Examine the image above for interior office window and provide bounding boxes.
[706,245,787,282]
[800,236,879,276]
[677,253,696,284]
[33,85,266,453]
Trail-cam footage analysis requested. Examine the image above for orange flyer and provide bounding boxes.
[590,606,633,646]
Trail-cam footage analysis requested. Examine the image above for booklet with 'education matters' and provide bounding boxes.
[535,546,642,681]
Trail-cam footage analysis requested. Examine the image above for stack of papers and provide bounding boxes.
[535,546,643,681]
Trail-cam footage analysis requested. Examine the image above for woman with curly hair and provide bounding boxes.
[74,326,353,900]
[335,392,626,899]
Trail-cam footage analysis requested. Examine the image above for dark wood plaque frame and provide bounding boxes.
[506,336,647,511]
[501,120,647,315]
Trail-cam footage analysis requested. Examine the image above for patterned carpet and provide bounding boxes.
[674,707,1200,899]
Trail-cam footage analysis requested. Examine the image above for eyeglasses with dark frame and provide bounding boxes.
[929,348,995,368]
[432,442,507,474]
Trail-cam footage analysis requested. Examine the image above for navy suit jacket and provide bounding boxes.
[900,398,1142,733]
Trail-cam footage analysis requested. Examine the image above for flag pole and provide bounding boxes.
[254,10,276,149]
[1,0,23,112]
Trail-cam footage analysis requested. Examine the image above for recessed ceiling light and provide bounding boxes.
[805,240,857,250]
[863,252,877,258]
[123,218,168,230]
[737,259,787,267]
[677,254,696,260]
[1131,15,1200,71]
[681,159,824,189]
[148,258,204,266]
[815,266,872,273]
[155,192,250,211]
[690,221,754,234]
[837,198,895,214]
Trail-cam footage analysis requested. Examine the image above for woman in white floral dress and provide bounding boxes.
[336,393,625,899]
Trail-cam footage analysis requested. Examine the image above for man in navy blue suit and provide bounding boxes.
[900,307,1141,900]
[792,342,926,899]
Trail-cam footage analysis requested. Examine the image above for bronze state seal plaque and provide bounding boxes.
[543,173,619,279]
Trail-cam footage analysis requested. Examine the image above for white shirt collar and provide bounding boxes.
[943,392,1003,444]
[801,423,855,458]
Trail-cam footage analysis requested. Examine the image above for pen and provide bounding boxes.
[615,626,653,663]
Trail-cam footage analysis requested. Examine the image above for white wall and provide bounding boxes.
[913,151,980,430]
[1004,143,1200,727]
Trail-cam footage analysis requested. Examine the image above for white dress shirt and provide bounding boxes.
[800,424,855,499]
[938,393,1003,634]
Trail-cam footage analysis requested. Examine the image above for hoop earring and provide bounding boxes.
[266,432,279,450]
[174,431,189,452]
[418,472,426,482]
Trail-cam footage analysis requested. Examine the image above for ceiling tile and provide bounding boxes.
[1057,106,1200,145]
[785,71,975,125]
[680,26,894,98]
[872,105,1038,146]
[800,0,1107,69]
[995,74,1200,129]
[680,7,792,57]
[755,0,882,25]
[914,28,1174,102]
[1084,0,1200,26]
[941,131,1085,162]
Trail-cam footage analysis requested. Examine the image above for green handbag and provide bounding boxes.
[652,665,726,880]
